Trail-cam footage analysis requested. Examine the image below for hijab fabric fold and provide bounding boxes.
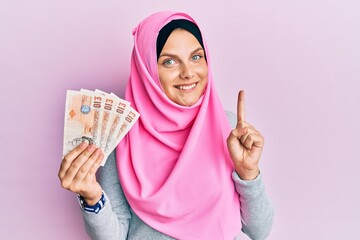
[116,11,241,239]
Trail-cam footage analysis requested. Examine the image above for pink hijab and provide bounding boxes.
[116,11,241,239]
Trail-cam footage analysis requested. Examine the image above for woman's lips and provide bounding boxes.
[175,82,198,91]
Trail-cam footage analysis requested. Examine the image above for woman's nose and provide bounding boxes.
[179,63,194,79]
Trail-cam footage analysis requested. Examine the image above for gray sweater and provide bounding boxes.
[80,112,274,240]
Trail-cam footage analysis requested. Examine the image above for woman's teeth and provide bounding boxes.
[177,83,197,90]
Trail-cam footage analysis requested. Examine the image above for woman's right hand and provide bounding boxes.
[58,142,104,205]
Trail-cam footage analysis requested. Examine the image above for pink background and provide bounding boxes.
[1,0,359,239]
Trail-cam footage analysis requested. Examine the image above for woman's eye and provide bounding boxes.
[163,59,175,66]
[192,55,202,61]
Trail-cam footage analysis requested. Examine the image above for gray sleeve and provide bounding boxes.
[226,110,238,129]
[226,110,274,240]
[232,172,274,240]
[80,150,131,240]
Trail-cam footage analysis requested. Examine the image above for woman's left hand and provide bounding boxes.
[227,90,264,180]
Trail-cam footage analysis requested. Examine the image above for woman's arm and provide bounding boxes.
[80,150,131,240]
[226,110,274,239]
[233,172,274,240]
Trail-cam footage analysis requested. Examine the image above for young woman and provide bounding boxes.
[59,11,274,240]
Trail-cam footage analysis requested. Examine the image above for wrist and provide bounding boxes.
[235,167,260,180]
[82,190,103,206]
[78,191,106,214]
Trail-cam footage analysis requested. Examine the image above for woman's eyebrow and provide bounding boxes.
[159,47,204,58]
[191,47,204,54]
[158,52,177,58]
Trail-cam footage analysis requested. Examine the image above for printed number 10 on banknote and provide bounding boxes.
[62,90,140,166]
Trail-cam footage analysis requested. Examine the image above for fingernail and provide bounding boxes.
[88,144,95,150]
[80,142,88,148]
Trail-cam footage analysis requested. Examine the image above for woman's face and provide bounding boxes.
[157,29,208,107]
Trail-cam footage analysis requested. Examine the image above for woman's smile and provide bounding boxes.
[174,82,198,91]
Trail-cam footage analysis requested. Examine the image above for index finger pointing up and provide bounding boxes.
[237,90,246,122]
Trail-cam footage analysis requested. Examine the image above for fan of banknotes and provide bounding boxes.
[63,89,140,166]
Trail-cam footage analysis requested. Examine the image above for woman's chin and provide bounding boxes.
[175,97,199,107]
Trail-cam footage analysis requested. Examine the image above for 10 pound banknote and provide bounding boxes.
[63,89,139,166]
